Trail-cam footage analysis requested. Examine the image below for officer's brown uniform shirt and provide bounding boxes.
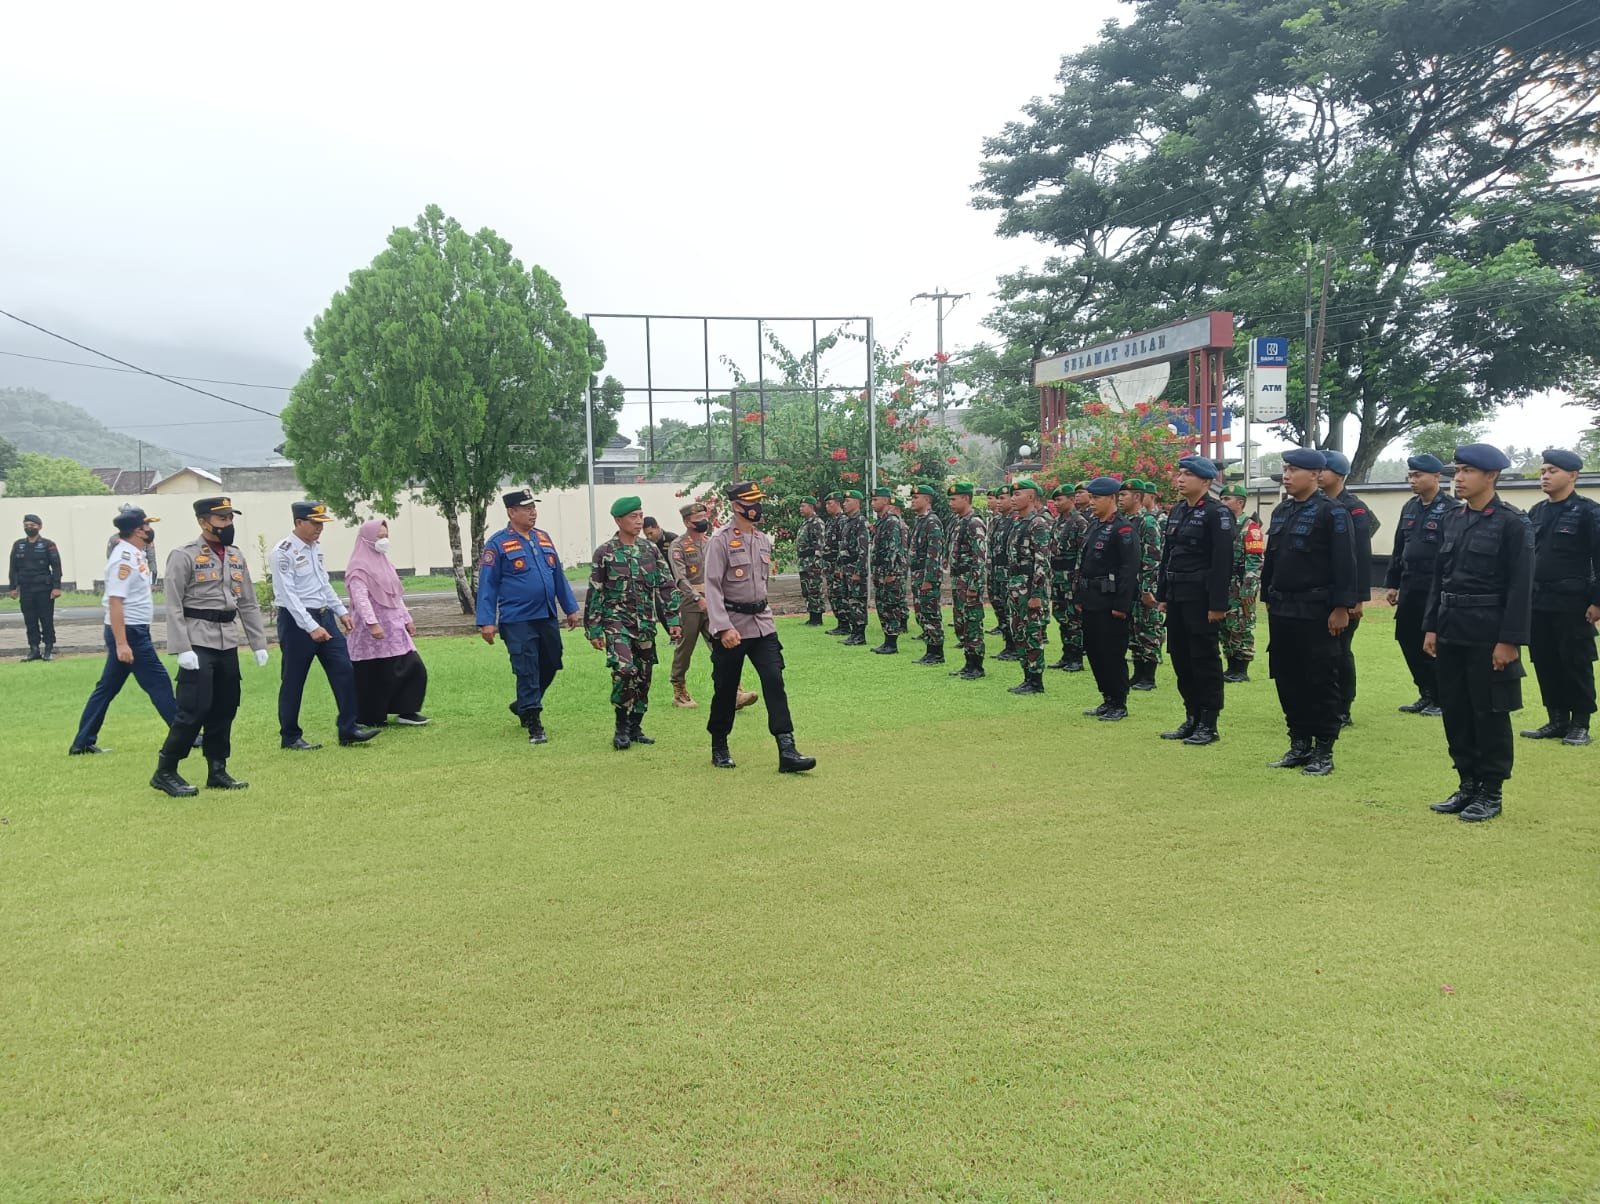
[703,524,776,639]
[165,538,269,655]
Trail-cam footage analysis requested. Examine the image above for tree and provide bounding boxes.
[1409,422,1487,463]
[0,435,17,479]
[974,0,1600,482]
[5,452,111,497]
[281,204,618,612]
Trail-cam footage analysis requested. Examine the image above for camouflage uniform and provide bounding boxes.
[870,507,910,638]
[1222,511,1264,672]
[1048,498,1088,669]
[837,506,872,641]
[1130,489,1165,686]
[584,537,681,716]
[909,505,947,650]
[988,503,1014,641]
[796,511,827,621]
[947,498,988,670]
[1005,496,1053,690]
[824,503,847,630]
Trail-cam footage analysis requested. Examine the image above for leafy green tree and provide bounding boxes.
[1409,422,1487,464]
[281,204,618,612]
[975,0,1600,482]
[4,452,111,497]
[0,435,18,479]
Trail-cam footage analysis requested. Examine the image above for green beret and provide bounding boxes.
[610,495,643,518]
[825,491,843,502]
[800,495,819,506]
[1050,485,1069,499]
[844,489,865,501]
[1120,478,1141,492]
[1223,484,1248,498]
[1012,477,1040,494]
[1141,479,1162,494]
[871,486,894,498]
[997,484,1013,496]
[948,482,976,497]
[1071,482,1087,493]
[913,483,939,498]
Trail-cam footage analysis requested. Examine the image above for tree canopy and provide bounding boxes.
[5,451,111,497]
[974,0,1600,480]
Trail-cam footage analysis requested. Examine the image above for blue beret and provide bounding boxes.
[1407,454,1444,473]
[1177,456,1218,480]
[1321,450,1351,476]
[1542,447,1583,472]
[1085,476,1123,496]
[1282,448,1327,470]
[1454,443,1511,472]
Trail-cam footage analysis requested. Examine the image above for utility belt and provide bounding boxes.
[1440,592,1503,608]
[725,598,768,615]
[184,607,237,623]
[1086,573,1119,595]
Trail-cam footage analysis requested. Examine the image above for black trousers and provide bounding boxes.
[1393,585,1437,700]
[1529,608,1598,720]
[1267,613,1344,741]
[278,609,359,743]
[1083,610,1129,706]
[1435,641,1522,785]
[1166,598,1224,715]
[1338,611,1363,711]
[161,647,242,762]
[354,650,429,726]
[707,633,793,737]
[20,586,56,649]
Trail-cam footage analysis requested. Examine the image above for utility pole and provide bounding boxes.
[911,287,969,410]
[1307,246,1333,449]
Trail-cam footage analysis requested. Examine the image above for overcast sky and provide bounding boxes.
[2,0,1589,464]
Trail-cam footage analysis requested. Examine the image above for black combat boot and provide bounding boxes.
[1098,702,1128,721]
[1160,713,1198,741]
[994,642,1020,662]
[1419,698,1444,716]
[1183,711,1220,746]
[205,759,248,790]
[1129,659,1157,690]
[1061,649,1084,672]
[711,736,736,769]
[871,634,899,655]
[150,754,198,798]
[1008,673,1044,695]
[23,645,41,662]
[628,713,654,745]
[1397,695,1429,713]
[1564,723,1592,746]
[826,623,845,635]
[841,628,866,646]
[42,644,55,662]
[1458,783,1503,822]
[806,612,824,626]
[1083,701,1109,717]
[1520,710,1568,739]
[526,708,548,745]
[1222,657,1249,683]
[1429,776,1479,814]
[776,732,816,773]
[957,653,985,680]
[612,708,632,751]
[915,644,945,666]
[1300,737,1336,776]
[1268,735,1313,768]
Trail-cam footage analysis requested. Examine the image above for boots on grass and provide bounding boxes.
[1564,722,1592,746]
[914,643,945,666]
[42,644,54,662]
[1008,672,1044,696]
[1458,782,1503,822]
[871,633,900,655]
[150,754,198,798]
[612,708,632,751]
[806,612,824,626]
[205,759,248,790]
[841,626,866,646]
[1160,713,1198,741]
[1129,660,1157,691]
[952,652,985,680]
[526,708,548,745]
[23,645,41,662]
[672,682,696,708]
[1269,735,1313,768]
[1520,710,1568,739]
[711,735,736,769]
[776,732,816,773]
[1300,737,1336,776]
[1429,776,1479,814]
[1222,657,1250,683]
[628,713,654,745]
[1183,711,1220,746]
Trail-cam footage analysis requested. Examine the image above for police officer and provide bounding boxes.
[1424,443,1534,822]
[703,480,815,772]
[477,488,582,745]
[1076,477,1138,720]
[9,513,62,661]
[1261,449,1358,776]
[68,507,178,756]
[1520,448,1600,747]
[1155,456,1234,746]
[1319,450,1377,726]
[272,501,378,750]
[1384,453,1459,715]
[151,497,271,797]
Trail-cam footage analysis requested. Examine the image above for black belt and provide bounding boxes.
[1440,592,1503,607]
[726,598,768,615]
[1166,570,1206,583]
[184,607,237,622]
[1049,558,1076,570]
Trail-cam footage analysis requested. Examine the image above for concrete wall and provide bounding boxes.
[2,484,701,590]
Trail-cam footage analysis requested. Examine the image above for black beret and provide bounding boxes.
[1542,448,1583,473]
[1407,454,1444,473]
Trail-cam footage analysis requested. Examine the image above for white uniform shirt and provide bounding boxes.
[103,539,155,626]
[271,532,347,633]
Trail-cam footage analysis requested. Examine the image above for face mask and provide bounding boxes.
[212,524,236,546]
[691,520,710,533]
[739,504,763,524]
[23,526,40,537]
[373,537,391,554]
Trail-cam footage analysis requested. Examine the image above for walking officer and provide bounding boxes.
[1076,477,1138,720]
[1384,453,1458,715]
[151,497,271,797]
[1155,456,1234,746]
[1261,449,1358,776]
[1424,443,1534,822]
[9,513,62,661]
[477,488,582,744]
[703,480,816,773]
[945,482,989,680]
[272,501,378,750]
[907,483,947,664]
[1520,448,1600,746]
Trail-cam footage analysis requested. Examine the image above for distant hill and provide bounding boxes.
[1,387,182,473]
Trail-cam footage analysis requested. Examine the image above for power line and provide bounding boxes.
[0,308,284,419]
[0,348,294,391]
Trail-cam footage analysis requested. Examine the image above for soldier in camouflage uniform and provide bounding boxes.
[1121,478,1164,690]
[1047,484,1088,671]
[907,483,948,664]
[945,481,989,679]
[796,495,827,626]
[585,496,682,750]
[822,492,846,633]
[988,486,1014,646]
[1005,479,1052,694]
[837,490,872,645]
[869,487,910,654]
[1220,484,1264,682]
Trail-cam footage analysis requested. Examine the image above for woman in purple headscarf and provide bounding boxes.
[345,518,429,726]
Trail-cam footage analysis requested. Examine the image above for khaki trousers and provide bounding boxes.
[671,596,712,684]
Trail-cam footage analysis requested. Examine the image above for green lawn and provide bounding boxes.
[0,575,464,612]
[2,611,1596,1201]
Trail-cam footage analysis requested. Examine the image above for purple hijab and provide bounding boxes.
[345,518,405,609]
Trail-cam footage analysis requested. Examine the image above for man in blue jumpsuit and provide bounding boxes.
[477,489,582,744]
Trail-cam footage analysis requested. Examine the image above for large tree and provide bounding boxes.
[975,0,1600,480]
[282,205,619,611]
[5,451,111,497]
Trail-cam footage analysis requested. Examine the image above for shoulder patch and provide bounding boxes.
[117,564,132,580]
[480,547,496,566]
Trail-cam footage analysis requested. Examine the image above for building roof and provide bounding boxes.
[152,466,223,488]
[91,468,159,494]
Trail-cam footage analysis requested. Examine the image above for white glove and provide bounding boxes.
[254,648,270,667]
[177,651,200,671]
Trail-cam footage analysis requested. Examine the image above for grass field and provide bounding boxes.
[2,610,1597,1201]
[0,575,467,613]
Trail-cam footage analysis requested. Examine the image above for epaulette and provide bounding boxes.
[277,539,294,551]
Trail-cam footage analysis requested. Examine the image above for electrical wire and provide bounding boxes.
[0,348,294,391]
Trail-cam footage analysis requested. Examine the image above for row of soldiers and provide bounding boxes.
[792,476,1265,697]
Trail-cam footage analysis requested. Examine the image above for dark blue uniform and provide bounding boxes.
[9,534,62,657]
[1076,514,1139,715]
[1527,493,1600,732]
[476,524,580,720]
[1330,487,1375,718]
[1385,491,1461,708]
[1156,496,1234,723]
